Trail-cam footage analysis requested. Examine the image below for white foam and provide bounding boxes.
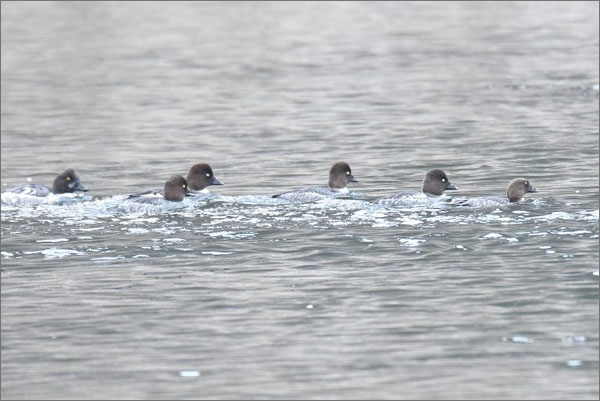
[398,238,426,247]
[91,256,125,263]
[26,248,86,259]
[505,336,534,343]
[552,230,591,236]
[127,228,150,234]
[482,233,504,239]
[179,370,201,377]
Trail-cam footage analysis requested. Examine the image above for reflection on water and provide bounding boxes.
[2,1,598,400]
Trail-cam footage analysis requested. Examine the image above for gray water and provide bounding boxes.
[1,2,599,400]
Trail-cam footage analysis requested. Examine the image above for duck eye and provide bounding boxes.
[441,178,446,182]
[206,173,211,178]
[66,176,72,181]
[346,171,350,175]
[182,184,187,188]
[524,181,529,186]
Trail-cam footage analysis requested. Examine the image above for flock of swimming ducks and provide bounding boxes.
[2,162,537,208]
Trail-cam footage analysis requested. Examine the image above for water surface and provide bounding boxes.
[1,2,598,400]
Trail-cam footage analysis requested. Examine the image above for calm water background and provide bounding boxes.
[1,2,598,399]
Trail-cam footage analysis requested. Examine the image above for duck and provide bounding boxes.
[375,169,457,207]
[272,162,359,203]
[455,178,537,208]
[186,163,223,193]
[2,168,88,197]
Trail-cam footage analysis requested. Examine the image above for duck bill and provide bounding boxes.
[71,181,89,192]
[210,177,224,185]
[445,182,458,191]
[349,175,359,183]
